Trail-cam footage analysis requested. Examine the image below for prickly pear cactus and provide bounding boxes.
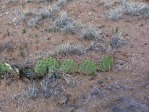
[98,56,114,72]
[34,57,59,76]
[0,63,12,75]
[59,59,78,73]
[79,60,97,75]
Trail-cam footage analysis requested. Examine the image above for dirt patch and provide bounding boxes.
[0,0,149,112]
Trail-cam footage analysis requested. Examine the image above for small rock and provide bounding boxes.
[57,94,68,104]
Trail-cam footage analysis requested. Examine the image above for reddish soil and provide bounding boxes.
[0,0,149,112]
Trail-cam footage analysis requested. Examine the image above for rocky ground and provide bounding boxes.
[0,0,149,112]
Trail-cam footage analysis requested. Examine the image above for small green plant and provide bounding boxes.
[79,60,97,75]
[0,63,12,75]
[34,57,59,76]
[59,59,78,74]
[98,56,114,72]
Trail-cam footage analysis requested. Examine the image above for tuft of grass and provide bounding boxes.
[98,56,114,72]
[107,6,124,20]
[110,27,124,48]
[99,0,127,8]
[123,1,149,18]
[81,24,103,41]
[8,0,17,3]
[27,16,42,27]
[105,0,149,20]
[49,12,82,34]
[79,60,97,75]
[20,7,52,27]
[54,43,86,55]
[25,0,57,3]
[36,8,52,18]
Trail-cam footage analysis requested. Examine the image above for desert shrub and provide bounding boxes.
[49,12,81,34]
[0,63,12,75]
[82,25,103,41]
[107,7,124,20]
[25,0,57,3]
[104,0,149,20]
[98,56,114,72]
[99,0,127,8]
[124,2,149,18]
[110,37,123,48]
[20,7,52,27]
[54,43,86,55]
[79,60,97,75]
[34,57,59,76]
[27,16,42,27]
[110,27,124,48]
[59,59,78,73]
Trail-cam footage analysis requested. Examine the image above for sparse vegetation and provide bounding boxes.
[100,0,149,20]
[54,43,86,55]
[81,24,103,41]
[1,0,148,112]
[110,28,124,48]
[49,12,82,34]
[107,6,124,20]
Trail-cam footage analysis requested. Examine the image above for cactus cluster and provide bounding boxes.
[0,56,114,77]
[34,56,114,76]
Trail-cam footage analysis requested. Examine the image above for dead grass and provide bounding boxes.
[100,0,149,20]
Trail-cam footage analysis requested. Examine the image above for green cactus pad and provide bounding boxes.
[0,63,12,75]
[34,57,59,76]
[59,59,78,73]
[79,60,97,75]
[98,56,114,72]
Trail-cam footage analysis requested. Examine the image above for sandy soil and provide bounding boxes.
[0,0,149,112]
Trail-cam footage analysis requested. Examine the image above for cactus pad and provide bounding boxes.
[59,59,78,73]
[79,60,97,75]
[98,56,114,72]
[0,63,12,75]
[34,57,59,76]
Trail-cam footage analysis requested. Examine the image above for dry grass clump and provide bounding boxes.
[18,0,72,27]
[107,6,124,20]
[19,7,52,27]
[8,0,18,2]
[110,28,124,48]
[99,0,127,8]
[25,0,57,3]
[81,24,103,41]
[49,12,82,34]
[123,1,149,18]
[53,43,86,55]
[100,0,149,20]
